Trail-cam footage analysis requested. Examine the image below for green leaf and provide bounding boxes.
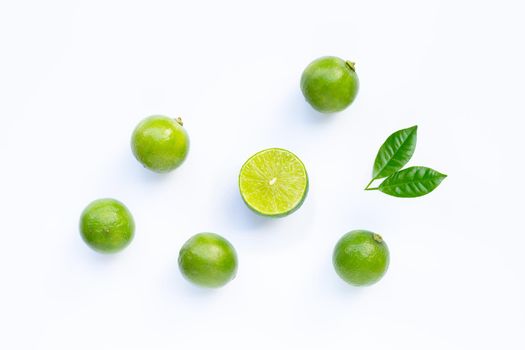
[378,166,447,198]
[372,125,418,179]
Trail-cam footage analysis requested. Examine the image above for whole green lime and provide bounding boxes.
[332,230,389,286]
[178,233,238,288]
[79,198,135,253]
[131,115,189,173]
[300,56,359,113]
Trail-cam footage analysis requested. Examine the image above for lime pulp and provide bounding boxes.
[238,148,308,217]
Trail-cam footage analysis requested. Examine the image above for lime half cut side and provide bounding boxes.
[239,148,308,217]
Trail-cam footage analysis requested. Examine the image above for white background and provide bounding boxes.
[1,0,524,349]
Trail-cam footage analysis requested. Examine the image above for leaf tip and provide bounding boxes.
[436,170,448,179]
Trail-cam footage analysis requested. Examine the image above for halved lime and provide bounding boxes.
[238,148,308,217]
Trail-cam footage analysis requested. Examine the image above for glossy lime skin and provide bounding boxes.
[131,115,189,173]
[333,230,389,286]
[300,56,359,113]
[79,198,135,253]
[178,233,238,288]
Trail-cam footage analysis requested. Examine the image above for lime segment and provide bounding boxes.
[239,148,308,217]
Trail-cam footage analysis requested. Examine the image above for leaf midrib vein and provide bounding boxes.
[380,175,443,189]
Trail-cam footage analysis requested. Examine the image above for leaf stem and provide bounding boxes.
[364,178,375,190]
[364,187,379,191]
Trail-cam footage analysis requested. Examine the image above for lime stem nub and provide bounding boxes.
[373,233,383,243]
[346,61,356,71]
[176,117,184,126]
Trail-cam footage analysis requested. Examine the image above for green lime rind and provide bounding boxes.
[131,115,190,173]
[79,198,135,254]
[238,148,308,217]
[332,230,390,286]
[178,233,238,288]
[300,56,359,113]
